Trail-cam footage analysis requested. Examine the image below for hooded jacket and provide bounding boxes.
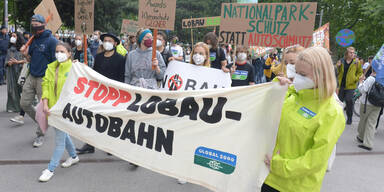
[28,30,58,77]
[337,58,363,90]
[124,47,166,89]
[41,59,72,108]
[265,85,345,192]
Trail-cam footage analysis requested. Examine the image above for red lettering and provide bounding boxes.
[145,20,166,28]
[112,89,132,107]
[93,84,108,101]
[85,80,100,98]
[264,34,272,47]
[102,87,119,104]
[74,77,88,94]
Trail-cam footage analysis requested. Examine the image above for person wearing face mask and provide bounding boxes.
[38,42,80,182]
[203,32,228,73]
[262,47,345,192]
[190,42,210,67]
[72,34,94,68]
[156,31,171,67]
[168,36,184,62]
[6,32,26,119]
[0,25,9,85]
[272,45,305,81]
[89,30,101,57]
[76,33,126,155]
[124,28,166,89]
[231,46,255,87]
[19,14,58,148]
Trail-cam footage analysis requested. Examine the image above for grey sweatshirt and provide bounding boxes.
[124,47,166,89]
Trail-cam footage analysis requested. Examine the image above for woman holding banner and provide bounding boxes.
[124,28,166,89]
[263,47,345,192]
[38,42,79,182]
[271,45,305,80]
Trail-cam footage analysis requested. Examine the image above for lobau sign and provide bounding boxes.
[219,2,317,48]
[182,16,221,29]
[138,0,177,30]
[75,0,94,35]
[121,19,139,35]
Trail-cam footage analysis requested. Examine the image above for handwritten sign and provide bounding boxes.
[34,0,62,34]
[138,0,177,30]
[75,0,94,35]
[121,19,139,35]
[182,16,221,29]
[219,2,317,48]
[312,23,330,51]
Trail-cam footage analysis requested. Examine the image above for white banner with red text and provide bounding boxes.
[48,62,287,192]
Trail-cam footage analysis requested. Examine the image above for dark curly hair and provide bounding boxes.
[9,32,25,51]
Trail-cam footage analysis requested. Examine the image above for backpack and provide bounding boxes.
[364,78,384,113]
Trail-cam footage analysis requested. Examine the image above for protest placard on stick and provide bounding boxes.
[121,19,139,35]
[75,0,94,35]
[34,0,62,34]
[182,16,221,29]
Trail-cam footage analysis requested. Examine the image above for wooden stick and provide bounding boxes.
[83,34,88,65]
[152,29,158,70]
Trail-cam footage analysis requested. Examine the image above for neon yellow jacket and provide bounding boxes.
[337,58,363,90]
[265,85,345,192]
[116,43,128,57]
[41,60,72,108]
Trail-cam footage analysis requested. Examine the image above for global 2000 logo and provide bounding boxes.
[194,146,237,174]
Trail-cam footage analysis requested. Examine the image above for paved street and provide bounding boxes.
[0,85,383,192]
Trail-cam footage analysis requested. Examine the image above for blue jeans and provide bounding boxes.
[48,128,77,172]
[0,54,6,83]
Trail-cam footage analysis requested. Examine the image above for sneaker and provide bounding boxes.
[10,115,24,125]
[177,179,187,184]
[61,156,79,168]
[38,169,54,182]
[33,136,44,148]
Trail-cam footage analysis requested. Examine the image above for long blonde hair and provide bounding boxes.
[190,42,210,67]
[282,45,305,66]
[297,47,337,100]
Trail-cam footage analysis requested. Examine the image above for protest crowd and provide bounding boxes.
[1,1,384,192]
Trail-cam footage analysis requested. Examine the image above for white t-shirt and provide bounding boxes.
[170,45,184,58]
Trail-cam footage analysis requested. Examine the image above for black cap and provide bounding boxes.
[100,33,120,44]
[1,25,7,30]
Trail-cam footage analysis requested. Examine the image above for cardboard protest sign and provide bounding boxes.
[48,62,287,192]
[312,23,330,51]
[182,16,221,29]
[138,0,177,30]
[249,46,274,57]
[121,19,139,35]
[160,61,231,90]
[75,0,94,35]
[34,0,62,34]
[219,2,317,48]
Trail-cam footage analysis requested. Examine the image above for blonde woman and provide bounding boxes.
[190,42,210,67]
[271,45,304,80]
[263,47,345,192]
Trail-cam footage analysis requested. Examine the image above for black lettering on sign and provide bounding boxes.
[108,116,123,138]
[155,127,174,155]
[158,99,179,116]
[82,109,94,128]
[72,106,84,124]
[62,103,73,122]
[137,123,154,149]
[95,114,108,133]
[127,93,142,112]
[178,97,199,120]
[141,96,162,114]
[185,79,197,90]
[225,111,242,121]
[200,97,227,124]
[120,120,136,144]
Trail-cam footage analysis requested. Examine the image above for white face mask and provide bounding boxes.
[207,44,212,49]
[75,40,82,46]
[193,54,206,65]
[10,37,16,44]
[103,42,114,51]
[156,39,162,47]
[55,52,68,63]
[92,35,98,40]
[293,73,315,92]
[286,64,296,79]
[237,53,247,61]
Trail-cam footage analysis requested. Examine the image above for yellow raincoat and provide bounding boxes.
[264,85,345,192]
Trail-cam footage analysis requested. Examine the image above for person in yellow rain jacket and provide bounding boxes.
[38,42,79,182]
[116,42,128,57]
[264,53,275,82]
[263,47,345,192]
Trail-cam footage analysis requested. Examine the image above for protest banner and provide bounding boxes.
[371,43,384,85]
[34,0,62,34]
[160,61,231,90]
[121,19,139,36]
[312,22,330,51]
[75,0,94,35]
[48,62,287,192]
[182,16,221,29]
[138,0,177,30]
[219,2,317,48]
